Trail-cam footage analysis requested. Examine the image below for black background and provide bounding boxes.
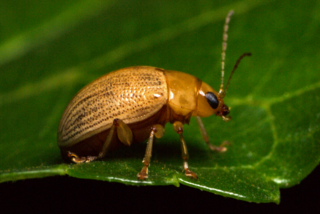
[1,164,319,213]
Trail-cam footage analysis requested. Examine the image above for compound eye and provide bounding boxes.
[205,92,219,109]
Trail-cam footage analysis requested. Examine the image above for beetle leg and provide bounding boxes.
[98,118,133,158]
[173,121,198,179]
[196,116,229,152]
[68,118,133,162]
[67,151,98,163]
[98,122,116,159]
[115,118,133,146]
[138,124,164,180]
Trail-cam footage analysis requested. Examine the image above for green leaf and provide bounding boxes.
[0,0,319,204]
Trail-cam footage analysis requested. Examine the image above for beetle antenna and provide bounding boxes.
[221,52,251,98]
[219,10,234,96]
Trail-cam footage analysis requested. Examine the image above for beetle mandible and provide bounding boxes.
[57,10,251,179]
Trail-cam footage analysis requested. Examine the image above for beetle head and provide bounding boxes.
[195,82,230,121]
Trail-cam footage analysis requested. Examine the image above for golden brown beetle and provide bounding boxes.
[57,11,250,179]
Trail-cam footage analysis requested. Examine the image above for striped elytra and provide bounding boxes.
[58,66,167,147]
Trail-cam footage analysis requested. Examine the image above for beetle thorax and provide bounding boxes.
[164,70,201,120]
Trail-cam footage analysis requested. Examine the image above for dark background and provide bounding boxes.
[1,164,319,213]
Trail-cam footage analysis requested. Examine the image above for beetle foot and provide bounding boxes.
[67,151,98,163]
[85,156,98,162]
[137,166,148,180]
[208,141,230,153]
[185,169,198,179]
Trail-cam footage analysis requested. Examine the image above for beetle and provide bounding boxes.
[57,10,251,179]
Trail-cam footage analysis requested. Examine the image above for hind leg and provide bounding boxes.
[67,151,98,163]
[68,118,133,163]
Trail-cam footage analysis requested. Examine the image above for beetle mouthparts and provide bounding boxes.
[218,104,231,121]
[221,104,230,116]
[222,115,232,122]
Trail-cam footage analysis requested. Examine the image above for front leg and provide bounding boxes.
[196,116,229,152]
[173,121,198,179]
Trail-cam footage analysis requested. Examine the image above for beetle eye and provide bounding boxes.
[205,92,219,109]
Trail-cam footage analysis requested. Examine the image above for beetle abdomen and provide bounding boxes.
[58,66,168,147]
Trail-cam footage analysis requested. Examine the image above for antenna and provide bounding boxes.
[219,10,234,96]
[224,52,251,96]
[218,11,251,98]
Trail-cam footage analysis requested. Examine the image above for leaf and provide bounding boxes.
[0,0,319,204]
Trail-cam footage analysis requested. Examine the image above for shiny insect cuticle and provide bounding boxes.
[57,10,251,180]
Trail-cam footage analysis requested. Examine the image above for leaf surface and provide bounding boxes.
[1,0,319,204]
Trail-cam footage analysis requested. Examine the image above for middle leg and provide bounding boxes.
[173,121,198,179]
[137,124,164,180]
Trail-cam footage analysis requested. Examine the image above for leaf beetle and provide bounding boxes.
[57,10,251,179]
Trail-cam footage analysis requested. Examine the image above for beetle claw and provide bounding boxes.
[208,141,230,153]
[185,169,198,179]
[137,166,148,180]
[67,151,98,163]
